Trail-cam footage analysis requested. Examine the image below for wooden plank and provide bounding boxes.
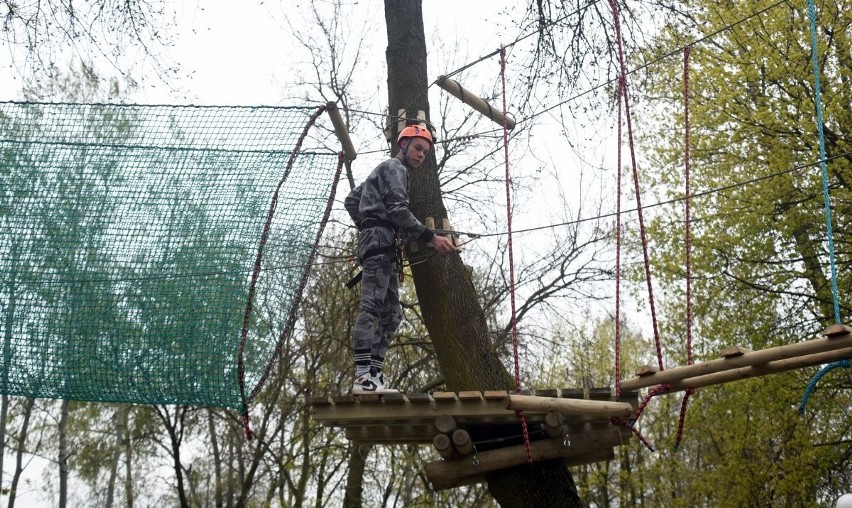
[345,424,436,444]
[311,389,641,428]
[536,389,559,398]
[308,396,332,406]
[560,388,586,398]
[824,324,852,337]
[312,395,510,423]
[405,392,432,403]
[635,365,660,376]
[506,395,634,418]
[380,393,408,404]
[431,391,457,401]
[620,332,852,391]
[722,345,751,358]
[457,391,483,401]
[355,394,382,404]
[483,390,508,400]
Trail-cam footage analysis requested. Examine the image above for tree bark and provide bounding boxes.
[106,405,128,508]
[156,405,189,508]
[0,395,8,494]
[343,444,371,508]
[207,410,223,508]
[123,407,133,508]
[383,1,582,506]
[8,397,34,508]
[58,399,70,508]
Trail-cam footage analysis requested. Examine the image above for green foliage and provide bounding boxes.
[604,0,852,505]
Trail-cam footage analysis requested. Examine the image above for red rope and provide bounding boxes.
[614,72,624,399]
[500,46,532,465]
[607,0,663,370]
[237,105,339,440]
[633,383,670,421]
[611,417,655,452]
[683,45,694,367]
[673,387,695,451]
[675,45,695,452]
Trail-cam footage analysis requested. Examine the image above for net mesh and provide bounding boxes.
[0,101,339,410]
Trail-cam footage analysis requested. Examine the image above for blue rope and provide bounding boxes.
[799,360,850,414]
[807,0,840,323]
[798,0,846,414]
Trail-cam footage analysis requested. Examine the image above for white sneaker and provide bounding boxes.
[374,372,399,394]
[352,372,399,394]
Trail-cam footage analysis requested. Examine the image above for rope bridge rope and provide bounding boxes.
[0,101,340,411]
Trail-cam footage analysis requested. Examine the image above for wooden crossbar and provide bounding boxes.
[424,427,629,490]
[326,101,357,162]
[620,327,852,391]
[656,346,852,394]
[435,76,516,129]
[505,394,634,418]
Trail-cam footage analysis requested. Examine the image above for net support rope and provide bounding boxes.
[238,105,344,439]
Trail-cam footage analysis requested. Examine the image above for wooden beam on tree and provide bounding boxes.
[427,447,617,491]
[505,394,634,418]
[620,328,852,391]
[325,101,357,162]
[435,75,516,129]
[424,426,628,490]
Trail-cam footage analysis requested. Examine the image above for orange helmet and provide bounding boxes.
[397,125,433,148]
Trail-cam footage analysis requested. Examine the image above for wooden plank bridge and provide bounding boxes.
[309,324,852,490]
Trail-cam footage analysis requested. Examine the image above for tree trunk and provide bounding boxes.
[156,406,189,508]
[207,410,223,508]
[0,394,8,494]
[106,405,128,508]
[8,397,34,508]
[58,399,70,508]
[123,407,133,508]
[383,1,582,506]
[343,444,371,508]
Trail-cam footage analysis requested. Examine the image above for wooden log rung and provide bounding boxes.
[620,329,852,391]
[658,345,852,394]
[505,394,634,418]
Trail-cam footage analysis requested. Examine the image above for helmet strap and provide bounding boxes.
[399,139,410,166]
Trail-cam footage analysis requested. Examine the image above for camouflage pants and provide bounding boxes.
[353,253,402,370]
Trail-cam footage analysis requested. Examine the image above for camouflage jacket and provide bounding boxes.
[344,157,434,260]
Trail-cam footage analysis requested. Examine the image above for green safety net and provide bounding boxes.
[0,101,341,411]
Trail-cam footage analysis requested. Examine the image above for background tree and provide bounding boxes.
[633,0,852,504]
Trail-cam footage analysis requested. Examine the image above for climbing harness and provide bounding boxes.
[345,220,405,289]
